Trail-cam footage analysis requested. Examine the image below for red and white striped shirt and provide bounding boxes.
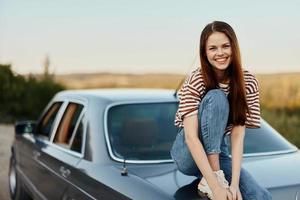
[174,68,261,134]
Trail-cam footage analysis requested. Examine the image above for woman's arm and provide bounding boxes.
[183,115,223,194]
[230,125,245,199]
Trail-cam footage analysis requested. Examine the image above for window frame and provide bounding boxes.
[49,98,87,157]
[34,97,87,159]
[52,102,84,147]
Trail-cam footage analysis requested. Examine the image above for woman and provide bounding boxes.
[170,21,272,200]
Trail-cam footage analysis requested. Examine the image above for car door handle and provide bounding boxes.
[33,150,41,160]
[60,166,71,178]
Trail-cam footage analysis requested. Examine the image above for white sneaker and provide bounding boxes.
[197,170,229,199]
[214,170,229,189]
[198,177,213,199]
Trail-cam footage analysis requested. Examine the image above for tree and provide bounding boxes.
[0,64,65,122]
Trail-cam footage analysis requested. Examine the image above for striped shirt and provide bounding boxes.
[174,68,261,134]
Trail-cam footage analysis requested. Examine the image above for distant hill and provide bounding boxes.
[54,73,185,89]
[53,72,300,109]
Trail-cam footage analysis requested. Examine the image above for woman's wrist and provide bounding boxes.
[206,173,222,192]
[230,182,239,188]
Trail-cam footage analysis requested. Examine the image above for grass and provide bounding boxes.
[257,73,300,109]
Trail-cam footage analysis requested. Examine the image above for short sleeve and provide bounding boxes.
[245,75,261,128]
[174,69,205,127]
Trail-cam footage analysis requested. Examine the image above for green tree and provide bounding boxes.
[0,64,65,122]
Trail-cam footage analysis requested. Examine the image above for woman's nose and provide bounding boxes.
[216,48,224,55]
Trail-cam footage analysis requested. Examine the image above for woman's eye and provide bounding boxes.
[209,47,216,50]
[224,45,231,48]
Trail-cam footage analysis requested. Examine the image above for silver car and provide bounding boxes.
[9,89,300,200]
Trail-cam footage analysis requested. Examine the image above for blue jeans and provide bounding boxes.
[171,89,272,200]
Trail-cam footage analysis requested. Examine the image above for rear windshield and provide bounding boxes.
[107,102,178,160]
[242,120,295,154]
[107,103,294,161]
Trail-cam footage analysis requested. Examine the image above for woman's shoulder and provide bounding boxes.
[190,67,202,78]
[243,69,259,93]
[186,67,204,84]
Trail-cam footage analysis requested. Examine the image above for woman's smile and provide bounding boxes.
[215,57,229,64]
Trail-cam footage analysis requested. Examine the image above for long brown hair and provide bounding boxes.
[199,21,248,126]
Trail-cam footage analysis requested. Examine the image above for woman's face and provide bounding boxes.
[205,31,232,72]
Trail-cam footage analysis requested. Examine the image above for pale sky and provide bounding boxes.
[1,0,300,75]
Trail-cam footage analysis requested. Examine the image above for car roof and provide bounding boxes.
[55,88,178,102]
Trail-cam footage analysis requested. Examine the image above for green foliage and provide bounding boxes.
[257,74,300,148]
[0,64,65,122]
[261,106,300,148]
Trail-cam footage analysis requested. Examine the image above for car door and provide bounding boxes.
[34,100,86,199]
[59,115,95,200]
[60,114,131,200]
[17,101,66,200]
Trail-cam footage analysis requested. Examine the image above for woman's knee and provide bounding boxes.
[206,89,227,98]
[205,89,228,106]
[200,89,229,117]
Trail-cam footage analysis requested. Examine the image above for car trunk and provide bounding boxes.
[125,151,300,200]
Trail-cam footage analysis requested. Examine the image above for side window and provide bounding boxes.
[54,102,84,149]
[36,102,63,140]
[70,119,84,153]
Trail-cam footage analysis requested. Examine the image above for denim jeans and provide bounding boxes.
[170,89,272,200]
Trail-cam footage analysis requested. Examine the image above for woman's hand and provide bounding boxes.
[213,186,233,200]
[229,185,242,200]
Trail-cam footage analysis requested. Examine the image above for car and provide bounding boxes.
[9,88,300,200]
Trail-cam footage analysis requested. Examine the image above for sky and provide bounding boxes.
[0,0,300,75]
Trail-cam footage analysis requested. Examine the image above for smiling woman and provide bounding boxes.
[171,21,272,200]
